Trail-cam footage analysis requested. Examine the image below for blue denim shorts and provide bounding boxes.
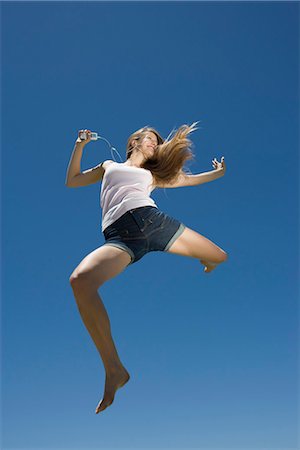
[102,206,186,265]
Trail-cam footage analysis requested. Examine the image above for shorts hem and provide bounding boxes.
[102,243,135,265]
[163,223,186,251]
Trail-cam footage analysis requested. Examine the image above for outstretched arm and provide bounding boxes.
[185,156,226,186]
[156,157,226,188]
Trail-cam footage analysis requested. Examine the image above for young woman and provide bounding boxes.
[66,123,227,414]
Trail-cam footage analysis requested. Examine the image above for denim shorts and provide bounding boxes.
[102,206,186,265]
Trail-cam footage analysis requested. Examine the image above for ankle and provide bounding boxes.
[105,362,126,376]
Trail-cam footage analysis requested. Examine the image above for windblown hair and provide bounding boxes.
[126,122,199,186]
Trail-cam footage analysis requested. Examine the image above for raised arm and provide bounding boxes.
[184,157,226,186]
[155,157,226,188]
[65,129,111,188]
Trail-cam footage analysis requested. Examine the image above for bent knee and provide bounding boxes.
[69,271,89,289]
[218,250,228,263]
[69,270,102,291]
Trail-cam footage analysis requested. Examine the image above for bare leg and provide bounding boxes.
[70,245,132,413]
[167,226,228,273]
[72,285,130,412]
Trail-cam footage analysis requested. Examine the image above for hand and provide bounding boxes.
[76,129,92,146]
[212,156,226,175]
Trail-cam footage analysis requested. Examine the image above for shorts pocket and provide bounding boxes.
[140,217,154,233]
[129,210,154,233]
[142,207,158,221]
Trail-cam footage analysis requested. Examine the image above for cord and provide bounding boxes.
[97,135,124,163]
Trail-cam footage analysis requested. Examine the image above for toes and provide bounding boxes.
[95,399,106,413]
[95,398,113,414]
[95,403,107,413]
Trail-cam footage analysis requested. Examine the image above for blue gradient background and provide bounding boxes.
[1,1,299,449]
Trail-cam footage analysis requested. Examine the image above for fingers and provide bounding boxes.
[78,129,92,142]
[212,156,225,162]
[84,129,91,139]
[212,156,225,169]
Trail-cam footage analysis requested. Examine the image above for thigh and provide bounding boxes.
[166,226,227,263]
[70,245,132,289]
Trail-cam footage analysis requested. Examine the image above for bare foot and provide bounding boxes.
[200,260,218,273]
[95,366,130,414]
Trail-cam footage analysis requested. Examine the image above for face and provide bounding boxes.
[139,132,159,158]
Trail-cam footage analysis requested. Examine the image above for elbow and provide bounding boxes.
[65,178,82,188]
[66,173,82,188]
[65,179,75,188]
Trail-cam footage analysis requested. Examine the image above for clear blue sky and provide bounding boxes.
[1,1,299,449]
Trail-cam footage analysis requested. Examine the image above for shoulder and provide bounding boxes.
[101,160,115,171]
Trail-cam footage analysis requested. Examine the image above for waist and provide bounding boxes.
[101,198,157,231]
[103,205,158,234]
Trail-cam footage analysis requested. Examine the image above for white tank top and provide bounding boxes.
[100,162,158,231]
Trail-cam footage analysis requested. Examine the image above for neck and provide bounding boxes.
[124,158,144,167]
[125,150,146,167]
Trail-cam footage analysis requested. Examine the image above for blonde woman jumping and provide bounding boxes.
[66,122,228,414]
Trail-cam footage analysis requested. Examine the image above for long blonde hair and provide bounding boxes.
[126,122,199,185]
